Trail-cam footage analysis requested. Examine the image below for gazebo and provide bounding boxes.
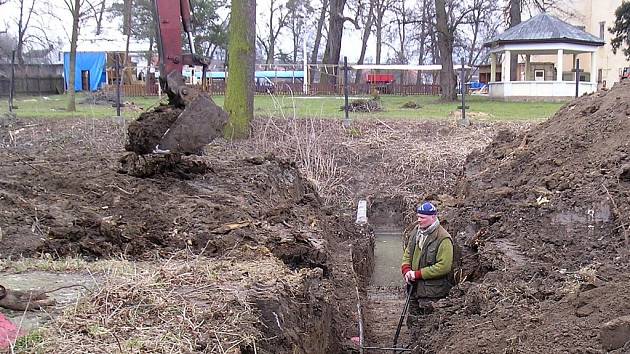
[484,13,604,101]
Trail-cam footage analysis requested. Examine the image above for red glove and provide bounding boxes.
[402,266,423,284]
[401,264,411,275]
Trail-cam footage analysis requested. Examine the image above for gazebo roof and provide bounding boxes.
[484,12,605,47]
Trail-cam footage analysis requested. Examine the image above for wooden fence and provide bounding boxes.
[104,82,441,97]
[0,64,64,97]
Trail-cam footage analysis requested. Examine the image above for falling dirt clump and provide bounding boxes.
[419,80,630,353]
[126,105,182,154]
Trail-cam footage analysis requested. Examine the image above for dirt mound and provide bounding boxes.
[419,81,630,352]
[342,98,383,112]
[401,101,422,109]
[34,152,329,270]
[455,80,630,268]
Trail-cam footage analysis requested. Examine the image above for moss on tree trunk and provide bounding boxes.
[224,0,255,139]
[66,0,81,112]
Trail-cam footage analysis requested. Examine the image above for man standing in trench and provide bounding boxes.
[401,202,454,330]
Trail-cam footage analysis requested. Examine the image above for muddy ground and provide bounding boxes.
[0,81,628,353]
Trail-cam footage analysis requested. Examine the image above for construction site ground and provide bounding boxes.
[0,80,629,353]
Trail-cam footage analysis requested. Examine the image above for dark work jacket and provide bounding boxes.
[405,225,454,298]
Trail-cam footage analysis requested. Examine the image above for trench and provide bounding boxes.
[352,198,414,353]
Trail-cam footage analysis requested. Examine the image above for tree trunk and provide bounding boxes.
[16,0,34,65]
[95,0,107,35]
[375,13,383,64]
[322,0,347,84]
[310,1,328,63]
[224,0,255,139]
[66,0,80,112]
[266,2,276,64]
[355,2,374,84]
[430,25,439,84]
[124,0,133,84]
[509,0,521,81]
[266,38,275,64]
[415,0,428,85]
[310,0,328,83]
[434,0,456,101]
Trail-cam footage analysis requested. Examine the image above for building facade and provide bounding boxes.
[554,0,630,86]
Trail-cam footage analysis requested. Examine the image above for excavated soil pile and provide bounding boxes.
[342,98,384,112]
[417,81,630,353]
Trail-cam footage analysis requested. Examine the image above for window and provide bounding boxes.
[535,70,545,81]
[599,21,606,40]
[598,69,603,83]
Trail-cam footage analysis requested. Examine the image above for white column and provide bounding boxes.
[525,55,530,81]
[590,52,597,84]
[303,37,308,94]
[490,53,497,82]
[557,49,564,81]
[504,50,511,82]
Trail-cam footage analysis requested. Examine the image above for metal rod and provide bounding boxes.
[343,56,350,128]
[393,284,414,353]
[9,50,15,112]
[356,285,364,354]
[361,346,412,352]
[575,59,580,98]
[461,57,465,121]
[303,34,308,95]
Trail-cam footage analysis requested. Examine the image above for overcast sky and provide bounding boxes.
[1,0,410,63]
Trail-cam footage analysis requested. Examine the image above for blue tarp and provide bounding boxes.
[63,52,106,91]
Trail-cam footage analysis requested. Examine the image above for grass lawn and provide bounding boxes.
[2,93,565,122]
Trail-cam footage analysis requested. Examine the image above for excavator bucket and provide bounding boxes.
[126,72,228,155]
[155,93,228,154]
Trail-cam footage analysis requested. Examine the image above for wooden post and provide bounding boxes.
[9,50,16,112]
[38,64,42,96]
[116,54,121,117]
[343,56,350,128]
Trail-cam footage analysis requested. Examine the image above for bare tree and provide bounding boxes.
[0,33,16,62]
[256,0,289,64]
[386,0,415,64]
[309,0,328,78]
[14,0,37,64]
[354,0,375,83]
[433,0,480,100]
[372,0,394,64]
[287,0,313,62]
[64,0,102,111]
[457,0,501,76]
[412,0,433,84]
[321,0,359,84]
[65,0,81,112]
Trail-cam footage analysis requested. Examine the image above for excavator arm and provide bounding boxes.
[126,0,227,155]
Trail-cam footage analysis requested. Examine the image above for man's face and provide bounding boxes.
[417,213,435,229]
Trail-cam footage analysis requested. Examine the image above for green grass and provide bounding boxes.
[252,95,564,121]
[2,92,565,121]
